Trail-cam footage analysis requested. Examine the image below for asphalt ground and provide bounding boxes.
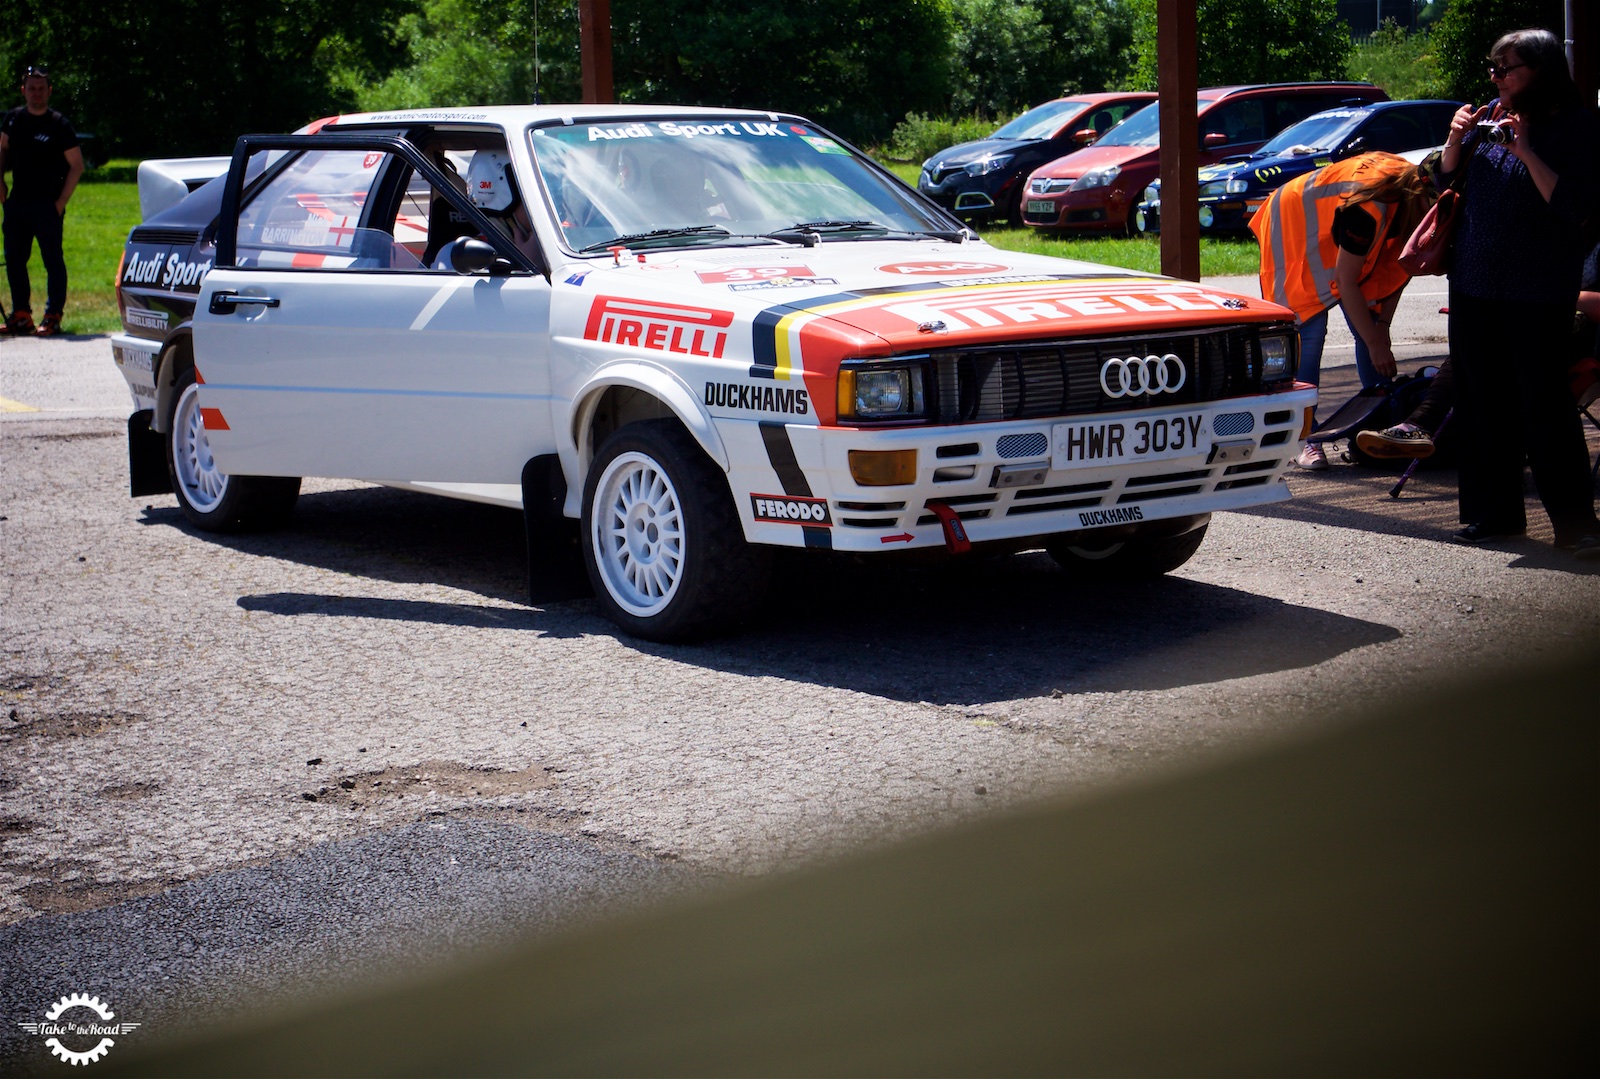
[2,285,1597,1071]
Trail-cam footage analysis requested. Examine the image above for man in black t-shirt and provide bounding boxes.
[0,64,84,336]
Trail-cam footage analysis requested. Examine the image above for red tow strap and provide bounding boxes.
[926,502,972,554]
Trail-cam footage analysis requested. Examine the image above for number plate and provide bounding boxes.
[1051,412,1207,468]
[1026,199,1056,215]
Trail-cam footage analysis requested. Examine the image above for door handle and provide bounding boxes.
[209,291,281,315]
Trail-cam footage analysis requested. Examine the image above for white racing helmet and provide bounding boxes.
[467,150,519,213]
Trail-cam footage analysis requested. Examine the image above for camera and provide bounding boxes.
[1477,120,1516,145]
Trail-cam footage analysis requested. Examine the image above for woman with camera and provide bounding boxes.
[1441,28,1600,557]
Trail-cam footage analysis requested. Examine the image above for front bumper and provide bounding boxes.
[1021,187,1128,231]
[1135,198,1262,235]
[726,386,1318,553]
[919,172,1020,218]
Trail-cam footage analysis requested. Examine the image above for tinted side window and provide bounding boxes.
[1202,100,1267,146]
[1358,111,1429,153]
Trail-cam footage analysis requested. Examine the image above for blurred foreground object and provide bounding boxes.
[119,649,1598,1076]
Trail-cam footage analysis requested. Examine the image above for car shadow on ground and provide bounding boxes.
[147,484,1401,705]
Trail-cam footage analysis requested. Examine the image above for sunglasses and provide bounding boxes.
[1487,61,1526,78]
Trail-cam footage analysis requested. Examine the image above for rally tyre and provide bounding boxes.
[582,419,772,642]
[165,371,300,531]
[1045,518,1209,580]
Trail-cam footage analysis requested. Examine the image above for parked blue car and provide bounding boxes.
[1134,99,1462,234]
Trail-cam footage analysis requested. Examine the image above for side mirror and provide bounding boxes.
[1072,128,1098,145]
[448,237,514,276]
[1343,137,1368,155]
[1202,132,1230,149]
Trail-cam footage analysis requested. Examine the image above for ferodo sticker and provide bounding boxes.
[751,494,832,526]
[877,261,1011,276]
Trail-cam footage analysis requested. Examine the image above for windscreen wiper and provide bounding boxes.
[765,219,958,244]
[578,225,731,253]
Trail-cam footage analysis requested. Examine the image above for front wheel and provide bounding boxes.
[581,419,771,641]
[165,372,300,531]
[1045,516,1209,580]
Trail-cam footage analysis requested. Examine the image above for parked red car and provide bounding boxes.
[1022,82,1389,234]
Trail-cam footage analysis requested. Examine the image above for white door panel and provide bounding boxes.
[194,269,556,483]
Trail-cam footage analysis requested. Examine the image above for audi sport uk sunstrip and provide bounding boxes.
[113,104,1315,641]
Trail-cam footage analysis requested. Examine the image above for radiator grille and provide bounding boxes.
[926,328,1266,424]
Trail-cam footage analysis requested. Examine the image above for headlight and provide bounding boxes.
[1225,178,1249,194]
[1199,181,1226,197]
[837,364,929,422]
[1259,332,1295,381]
[1070,165,1121,191]
[964,154,1013,177]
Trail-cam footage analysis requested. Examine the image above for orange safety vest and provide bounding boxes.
[1251,153,1414,325]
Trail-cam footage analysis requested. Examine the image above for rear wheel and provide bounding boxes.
[1045,516,1209,580]
[582,419,771,641]
[165,370,300,531]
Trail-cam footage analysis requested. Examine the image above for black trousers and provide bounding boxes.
[1448,287,1598,541]
[2,198,67,316]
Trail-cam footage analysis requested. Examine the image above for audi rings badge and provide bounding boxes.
[1100,354,1186,398]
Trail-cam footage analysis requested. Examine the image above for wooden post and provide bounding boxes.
[579,0,614,104]
[1156,0,1199,282]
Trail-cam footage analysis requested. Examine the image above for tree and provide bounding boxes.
[357,0,583,111]
[1427,0,1565,105]
[0,0,418,158]
[1123,0,1354,91]
[609,0,955,146]
[946,0,1136,118]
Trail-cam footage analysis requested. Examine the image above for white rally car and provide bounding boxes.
[112,104,1314,641]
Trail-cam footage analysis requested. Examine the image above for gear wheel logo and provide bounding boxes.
[16,992,140,1066]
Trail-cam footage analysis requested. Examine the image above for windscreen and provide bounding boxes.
[992,100,1089,141]
[1256,111,1364,156]
[1093,98,1217,149]
[530,117,950,252]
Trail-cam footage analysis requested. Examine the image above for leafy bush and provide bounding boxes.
[1348,20,1445,101]
[883,113,1007,164]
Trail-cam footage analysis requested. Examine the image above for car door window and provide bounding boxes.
[1358,112,1426,154]
[1202,100,1266,147]
[236,148,424,272]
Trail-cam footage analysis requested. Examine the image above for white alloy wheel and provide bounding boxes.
[590,449,687,618]
[171,381,229,514]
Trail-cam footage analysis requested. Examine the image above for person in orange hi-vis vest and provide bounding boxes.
[1251,152,1437,470]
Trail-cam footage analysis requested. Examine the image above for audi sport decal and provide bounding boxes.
[751,494,832,525]
[584,295,732,357]
[704,382,810,415]
[877,261,1011,276]
[122,250,213,290]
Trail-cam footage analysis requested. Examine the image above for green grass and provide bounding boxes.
[880,160,1262,279]
[6,180,139,335]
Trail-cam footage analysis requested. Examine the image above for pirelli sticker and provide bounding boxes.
[750,494,832,526]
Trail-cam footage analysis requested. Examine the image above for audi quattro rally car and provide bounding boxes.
[112,104,1314,641]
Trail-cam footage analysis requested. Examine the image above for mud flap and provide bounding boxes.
[521,455,592,604]
[128,410,171,497]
